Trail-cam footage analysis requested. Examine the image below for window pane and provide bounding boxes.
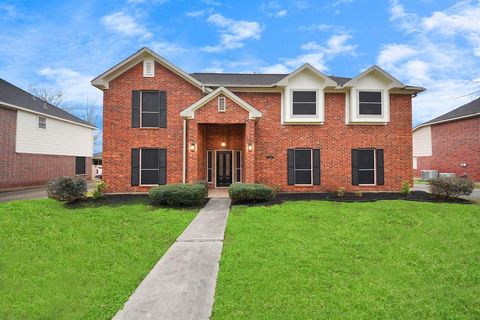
[295,170,312,184]
[236,169,241,182]
[141,149,159,169]
[236,151,241,168]
[141,170,158,185]
[359,103,382,115]
[293,91,316,102]
[75,157,86,174]
[295,150,311,169]
[358,150,374,169]
[207,169,212,183]
[142,92,160,112]
[359,91,381,103]
[293,103,316,115]
[359,170,375,184]
[142,113,159,127]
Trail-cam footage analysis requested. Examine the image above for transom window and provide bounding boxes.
[358,149,376,185]
[38,116,47,129]
[294,149,312,185]
[292,91,317,115]
[140,149,160,185]
[218,97,226,112]
[358,91,382,115]
[141,91,164,128]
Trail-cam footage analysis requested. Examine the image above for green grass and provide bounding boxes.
[213,201,480,319]
[0,199,196,319]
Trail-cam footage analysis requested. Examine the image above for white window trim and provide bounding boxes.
[218,96,226,112]
[358,148,377,186]
[37,116,47,129]
[139,148,160,187]
[294,149,313,186]
[143,59,155,77]
[207,150,213,183]
[356,90,384,118]
[235,150,242,183]
[140,91,161,129]
[290,89,319,118]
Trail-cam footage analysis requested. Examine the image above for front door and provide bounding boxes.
[216,151,233,187]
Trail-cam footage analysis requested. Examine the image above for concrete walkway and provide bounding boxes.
[113,197,231,320]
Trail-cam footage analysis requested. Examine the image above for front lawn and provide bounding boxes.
[0,199,196,319]
[213,201,480,319]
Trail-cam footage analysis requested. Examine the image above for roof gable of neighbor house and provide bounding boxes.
[415,96,480,130]
[0,78,95,128]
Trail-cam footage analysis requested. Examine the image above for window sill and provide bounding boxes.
[294,184,314,187]
[283,121,324,125]
[346,121,387,126]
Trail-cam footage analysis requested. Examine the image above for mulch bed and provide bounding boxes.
[232,191,472,206]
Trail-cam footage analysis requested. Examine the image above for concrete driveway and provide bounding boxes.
[413,183,480,200]
[0,182,97,203]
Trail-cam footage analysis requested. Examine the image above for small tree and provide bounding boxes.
[428,177,474,198]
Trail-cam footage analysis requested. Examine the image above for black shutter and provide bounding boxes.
[159,91,167,128]
[352,149,359,185]
[132,91,140,128]
[313,149,320,185]
[376,149,384,185]
[158,149,166,185]
[131,149,140,186]
[287,149,295,185]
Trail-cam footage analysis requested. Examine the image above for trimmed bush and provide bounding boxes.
[92,181,107,199]
[228,183,274,203]
[400,180,411,195]
[47,176,87,203]
[428,177,474,198]
[149,183,208,206]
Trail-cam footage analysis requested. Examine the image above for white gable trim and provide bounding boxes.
[91,47,209,92]
[275,63,337,87]
[180,86,262,120]
[343,65,404,88]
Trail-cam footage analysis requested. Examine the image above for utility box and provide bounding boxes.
[421,170,439,180]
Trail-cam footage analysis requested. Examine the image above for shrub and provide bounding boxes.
[400,180,411,195]
[149,183,208,206]
[354,190,363,197]
[92,181,107,199]
[47,176,87,203]
[228,183,274,203]
[336,187,345,197]
[428,177,474,198]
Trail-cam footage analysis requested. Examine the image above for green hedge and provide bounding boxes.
[228,183,274,203]
[428,177,474,198]
[149,183,208,206]
[47,176,87,203]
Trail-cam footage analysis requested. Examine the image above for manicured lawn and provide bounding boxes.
[213,200,480,319]
[0,199,196,319]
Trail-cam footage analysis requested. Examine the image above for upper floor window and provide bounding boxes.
[38,116,47,129]
[137,91,167,128]
[358,91,382,115]
[143,59,154,77]
[218,96,226,112]
[292,91,317,115]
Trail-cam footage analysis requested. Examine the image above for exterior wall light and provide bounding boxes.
[247,143,253,152]
[221,142,226,148]
[190,142,196,152]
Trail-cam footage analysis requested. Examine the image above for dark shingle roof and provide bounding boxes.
[0,78,95,128]
[190,73,352,87]
[421,96,480,127]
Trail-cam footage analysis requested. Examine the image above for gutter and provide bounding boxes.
[182,119,187,183]
[413,113,480,131]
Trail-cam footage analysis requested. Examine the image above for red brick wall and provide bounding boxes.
[102,61,414,192]
[0,107,92,188]
[414,117,480,181]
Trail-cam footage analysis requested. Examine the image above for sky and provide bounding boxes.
[1,0,480,149]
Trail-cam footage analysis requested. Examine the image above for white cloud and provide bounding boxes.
[260,1,288,17]
[298,24,335,32]
[260,63,290,73]
[389,0,420,33]
[202,14,262,52]
[150,40,187,57]
[101,11,152,39]
[186,8,214,17]
[422,6,480,35]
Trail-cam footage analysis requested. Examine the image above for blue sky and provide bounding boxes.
[1,0,480,136]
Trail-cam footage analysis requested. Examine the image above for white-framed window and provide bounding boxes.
[140,148,160,186]
[218,96,226,112]
[235,150,241,182]
[207,150,213,183]
[357,90,383,116]
[358,149,376,185]
[38,116,47,129]
[143,59,155,77]
[141,91,165,128]
[294,149,313,185]
[291,90,317,116]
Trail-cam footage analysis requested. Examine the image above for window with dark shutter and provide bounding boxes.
[140,91,167,128]
[131,149,140,186]
[357,149,376,185]
[294,149,312,185]
[292,91,317,115]
[235,150,241,182]
[207,150,213,183]
[75,157,86,175]
[358,91,382,115]
[313,149,320,185]
[139,148,166,185]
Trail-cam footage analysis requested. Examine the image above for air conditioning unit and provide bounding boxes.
[439,172,456,178]
[421,170,438,180]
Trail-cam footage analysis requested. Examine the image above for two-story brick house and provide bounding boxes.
[92,47,424,193]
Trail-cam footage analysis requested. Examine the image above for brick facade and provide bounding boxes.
[0,107,92,188]
[414,117,480,181]
[102,60,414,193]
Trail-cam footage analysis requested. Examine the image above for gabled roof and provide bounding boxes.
[342,65,404,88]
[190,73,287,87]
[180,86,262,120]
[0,78,96,128]
[91,47,207,91]
[275,63,338,87]
[414,96,480,130]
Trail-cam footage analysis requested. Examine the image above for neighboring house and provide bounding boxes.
[92,152,102,178]
[413,97,480,181]
[0,78,96,189]
[92,47,424,193]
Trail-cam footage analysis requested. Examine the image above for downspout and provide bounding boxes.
[182,118,187,183]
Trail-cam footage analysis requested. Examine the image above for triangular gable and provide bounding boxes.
[91,47,208,91]
[275,63,337,87]
[180,86,262,120]
[342,65,404,88]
